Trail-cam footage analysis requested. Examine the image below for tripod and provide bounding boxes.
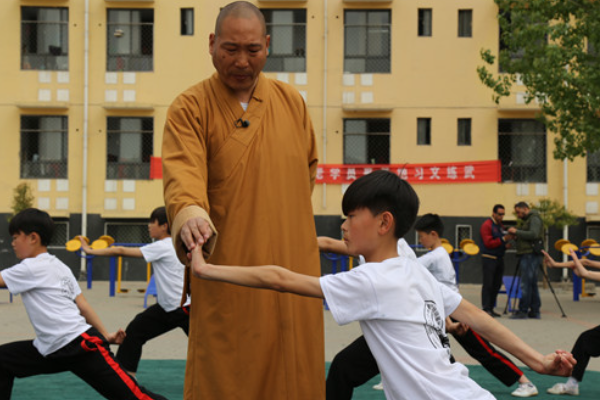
[503,256,567,318]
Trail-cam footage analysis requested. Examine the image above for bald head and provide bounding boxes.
[215,1,266,37]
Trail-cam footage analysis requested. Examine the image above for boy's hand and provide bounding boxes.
[541,350,576,376]
[569,249,590,279]
[78,236,92,254]
[542,250,558,268]
[106,328,126,345]
[446,320,468,336]
[181,217,213,253]
[191,246,209,279]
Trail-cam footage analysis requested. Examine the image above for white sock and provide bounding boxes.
[566,377,579,387]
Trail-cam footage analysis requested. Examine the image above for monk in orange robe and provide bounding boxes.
[162,2,325,399]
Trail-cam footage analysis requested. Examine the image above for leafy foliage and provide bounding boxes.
[478,0,600,161]
[531,198,578,231]
[11,182,34,217]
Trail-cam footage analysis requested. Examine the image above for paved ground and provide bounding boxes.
[1,280,599,374]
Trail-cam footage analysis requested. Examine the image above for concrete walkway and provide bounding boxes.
[1,281,598,373]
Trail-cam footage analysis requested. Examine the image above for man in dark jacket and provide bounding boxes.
[508,202,544,319]
[480,204,512,317]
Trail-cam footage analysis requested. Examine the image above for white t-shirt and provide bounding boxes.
[140,237,189,312]
[418,246,459,292]
[320,256,494,400]
[0,253,91,356]
[358,238,416,265]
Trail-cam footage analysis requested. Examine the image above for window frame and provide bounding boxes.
[106,8,154,72]
[418,8,432,37]
[180,8,194,36]
[417,118,431,146]
[343,9,391,74]
[106,117,154,180]
[457,118,472,146]
[458,9,472,38]
[498,118,547,183]
[20,115,69,179]
[262,8,307,73]
[21,6,69,71]
[343,118,391,165]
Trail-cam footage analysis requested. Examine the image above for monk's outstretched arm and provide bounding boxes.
[191,247,324,298]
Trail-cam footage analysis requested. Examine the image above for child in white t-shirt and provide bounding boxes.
[0,208,166,399]
[190,170,575,400]
[79,206,189,377]
[416,213,538,398]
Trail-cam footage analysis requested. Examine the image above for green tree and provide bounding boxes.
[11,182,35,217]
[478,0,600,161]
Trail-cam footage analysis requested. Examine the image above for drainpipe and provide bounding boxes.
[80,0,90,277]
[562,157,568,280]
[321,0,328,209]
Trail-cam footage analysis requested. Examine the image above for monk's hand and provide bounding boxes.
[541,350,576,376]
[191,246,209,279]
[181,217,213,252]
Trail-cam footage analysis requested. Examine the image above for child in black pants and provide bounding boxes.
[0,208,166,400]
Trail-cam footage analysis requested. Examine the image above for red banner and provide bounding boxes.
[316,160,501,184]
[149,156,163,179]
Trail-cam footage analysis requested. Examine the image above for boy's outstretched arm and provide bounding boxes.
[75,294,126,344]
[191,247,324,298]
[79,236,143,258]
[570,249,600,281]
[317,236,355,256]
[451,299,575,377]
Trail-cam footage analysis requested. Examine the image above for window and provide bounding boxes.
[498,11,526,72]
[587,225,600,243]
[48,220,69,249]
[105,222,151,244]
[344,10,391,73]
[458,9,472,37]
[181,8,194,36]
[455,225,472,249]
[21,7,68,70]
[262,9,306,72]
[106,117,153,180]
[457,118,471,146]
[498,119,546,182]
[417,118,431,145]
[587,150,600,182]
[418,9,432,37]
[343,119,390,164]
[20,116,68,179]
[107,9,154,71]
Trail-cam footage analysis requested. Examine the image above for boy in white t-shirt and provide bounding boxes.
[0,208,166,399]
[189,170,575,400]
[416,213,538,398]
[79,206,189,377]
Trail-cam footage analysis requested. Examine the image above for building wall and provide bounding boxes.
[1,0,598,283]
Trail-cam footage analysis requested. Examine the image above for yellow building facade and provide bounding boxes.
[0,0,596,280]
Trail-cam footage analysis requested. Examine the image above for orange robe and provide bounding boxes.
[162,73,325,399]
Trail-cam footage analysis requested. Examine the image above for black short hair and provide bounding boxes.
[493,204,505,214]
[342,170,420,239]
[8,208,54,246]
[150,207,170,233]
[514,201,529,209]
[414,213,444,236]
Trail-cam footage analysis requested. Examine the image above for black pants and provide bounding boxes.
[326,336,378,400]
[571,325,600,382]
[451,326,522,386]
[117,304,189,373]
[326,329,523,400]
[0,327,167,400]
[481,256,504,312]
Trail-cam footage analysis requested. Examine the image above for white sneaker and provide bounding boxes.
[372,381,384,391]
[511,383,539,397]
[547,383,579,395]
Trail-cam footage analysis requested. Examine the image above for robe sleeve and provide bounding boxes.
[301,96,318,192]
[162,90,218,264]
